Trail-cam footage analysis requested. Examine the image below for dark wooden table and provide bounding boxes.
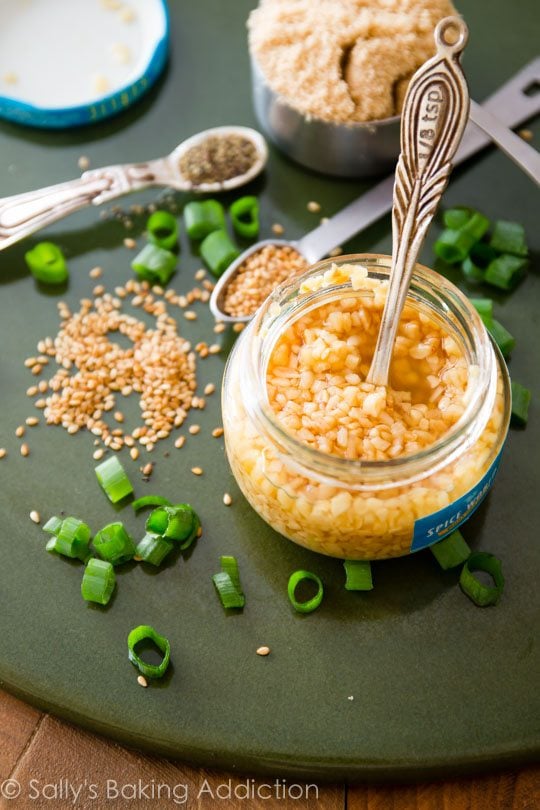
[1,690,538,809]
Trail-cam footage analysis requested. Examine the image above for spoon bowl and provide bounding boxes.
[209,237,306,323]
[168,125,268,192]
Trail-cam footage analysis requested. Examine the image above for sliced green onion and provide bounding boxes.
[132,495,172,513]
[131,243,177,286]
[178,510,200,551]
[460,211,490,242]
[43,515,63,535]
[462,242,497,283]
[45,516,92,562]
[93,522,136,565]
[287,570,324,613]
[435,212,490,265]
[200,229,240,277]
[459,552,504,607]
[220,555,243,593]
[230,196,259,239]
[145,506,169,535]
[443,207,472,230]
[343,560,373,590]
[484,254,528,291]
[25,241,68,284]
[430,530,471,570]
[487,319,515,358]
[434,229,475,264]
[127,624,171,679]
[163,505,195,541]
[81,558,116,605]
[212,571,245,609]
[184,200,225,240]
[145,504,198,543]
[147,210,178,251]
[95,456,133,503]
[470,298,493,325]
[136,532,174,566]
[490,220,528,257]
[511,381,531,426]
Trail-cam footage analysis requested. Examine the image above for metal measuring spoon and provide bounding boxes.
[366,16,470,385]
[210,57,540,325]
[0,125,268,251]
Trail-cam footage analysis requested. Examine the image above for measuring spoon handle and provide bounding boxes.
[367,17,470,386]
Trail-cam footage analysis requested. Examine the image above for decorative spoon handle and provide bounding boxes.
[367,16,470,386]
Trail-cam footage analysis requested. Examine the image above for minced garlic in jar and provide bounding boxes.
[222,256,510,560]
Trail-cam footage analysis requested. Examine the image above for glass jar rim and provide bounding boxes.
[243,253,502,488]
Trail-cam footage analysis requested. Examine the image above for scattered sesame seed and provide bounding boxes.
[174,436,185,449]
[123,237,137,249]
[20,443,29,457]
[93,448,105,460]
[78,155,90,171]
[24,357,37,368]
[348,696,354,701]
[196,525,202,538]
[120,7,136,23]
[188,425,200,435]
[272,223,284,235]
[3,72,18,85]
[212,427,224,438]
[114,411,124,423]
[320,216,329,225]
[213,323,226,334]
[25,417,39,427]
[307,200,321,213]
[233,323,245,333]
[93,74,110,95]
[0,449,6,459]
[142,462,153,476]
[15,426,25,438]
[26,386,38,396]
[195,268,206,281]
[30,510,41,524]
[256,646,270,656]
[35,399,46,409]
[223,493,232,506]
[93,284,105,296]
[133,554,142,562]
[89,266,103,279]
[31,364,43,376]
[38,380,48,393]
[208,344,221,354]
[518,128,533,141]
[130,447,139,460]
[137,675,148,688]
[184,310,197,321]
[204,383,216,396]
[191,466,203,476]
[329,246,343,257]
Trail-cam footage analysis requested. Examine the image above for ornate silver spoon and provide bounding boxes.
[0,125,267,251]
[366,17,470,386]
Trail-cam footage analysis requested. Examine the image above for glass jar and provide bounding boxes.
[222,255,511,560]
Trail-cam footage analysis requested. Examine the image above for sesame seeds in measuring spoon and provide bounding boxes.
[210,239,309,323]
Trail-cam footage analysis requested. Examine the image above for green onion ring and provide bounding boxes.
[127,624,171,679]
[459,552,504,607]
[287,570,324,613]
[132,495,172,513]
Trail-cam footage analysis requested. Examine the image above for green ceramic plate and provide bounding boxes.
[0,0,538,782]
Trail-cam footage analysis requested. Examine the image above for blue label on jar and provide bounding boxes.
[410,450,503,552]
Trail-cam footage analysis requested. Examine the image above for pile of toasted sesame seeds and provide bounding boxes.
[23,274,222,455]
[223,244,308,318]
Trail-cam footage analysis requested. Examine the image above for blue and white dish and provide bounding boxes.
[0,0,169,129]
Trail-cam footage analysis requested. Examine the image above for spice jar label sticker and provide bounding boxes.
[410,450,504,552]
